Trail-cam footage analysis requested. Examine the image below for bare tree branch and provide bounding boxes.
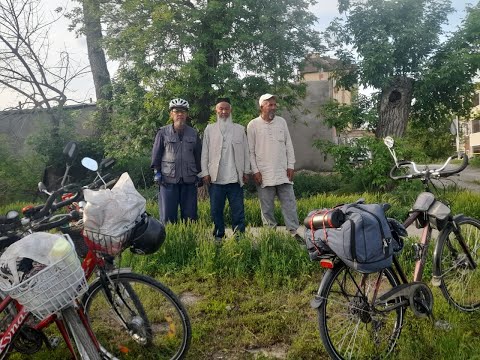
[0,0,89,115]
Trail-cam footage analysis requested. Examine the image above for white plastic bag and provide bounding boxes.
[83,172,146,236]
[0,232,73,288]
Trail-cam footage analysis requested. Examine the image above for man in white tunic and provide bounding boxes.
[247,94,300,238]
[200,98,250,240]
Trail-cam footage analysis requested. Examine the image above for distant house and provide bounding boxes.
[282,55,356,171]
[464,91,480,156]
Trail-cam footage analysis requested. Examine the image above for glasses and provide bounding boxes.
[171,109,187,114]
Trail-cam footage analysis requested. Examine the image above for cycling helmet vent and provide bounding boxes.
[169,98,189,110]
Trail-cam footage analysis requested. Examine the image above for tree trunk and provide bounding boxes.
[375,76,414,138]
[196,0,223,125]
[82,0,112,130]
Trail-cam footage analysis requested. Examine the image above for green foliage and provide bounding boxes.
[0,136,44,205]
[314,136,394,192]
[320,94,378,133]
[91,0,323,157]
[291,172,342,198]
[402,125,455,161]
[325,0,480,137]
[413,2,480,123]
[326,0,453,90]
[469,155,480,168]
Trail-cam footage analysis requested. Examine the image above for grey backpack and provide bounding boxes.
[305,203,394,273]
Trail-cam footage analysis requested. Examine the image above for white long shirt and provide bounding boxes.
[247,115,295,187]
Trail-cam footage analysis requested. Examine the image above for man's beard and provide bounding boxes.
[217,114,232,123]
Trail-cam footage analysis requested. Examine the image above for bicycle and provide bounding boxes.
[0,233,102,359]
[308,137,480,360]
[0,149,192,359]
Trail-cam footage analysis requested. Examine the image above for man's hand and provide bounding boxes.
[287,168,295,182]
[202,175,211,186]
[242,174,249,185]
[253,172,262,185]
[154,171,162,184]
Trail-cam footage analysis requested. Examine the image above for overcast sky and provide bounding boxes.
[0,0,471,110]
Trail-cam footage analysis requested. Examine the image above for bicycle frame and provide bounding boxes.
[0,234,109,358]
[0,294,96,359]
[391,209,476,287]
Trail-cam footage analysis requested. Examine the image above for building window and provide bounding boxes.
[473,119,480,134]
[472,145,480,154]
[474,93,480,107]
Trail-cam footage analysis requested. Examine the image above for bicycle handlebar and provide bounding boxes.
[389,153,469,181]
[31,210,80,232]
[32,184,83,220]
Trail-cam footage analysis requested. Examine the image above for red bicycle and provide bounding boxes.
[0,145,191,359]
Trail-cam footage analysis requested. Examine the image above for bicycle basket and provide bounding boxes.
[61,222,88,258]
[83,228,134,256]
[0,234,87,320]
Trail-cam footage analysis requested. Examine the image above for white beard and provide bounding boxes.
[217,114,233,134]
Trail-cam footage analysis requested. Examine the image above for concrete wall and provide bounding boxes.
[283,80,336,171]
[0,104,96,154]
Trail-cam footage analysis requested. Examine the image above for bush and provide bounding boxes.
[314,137,395,192]
[0,136,45,205]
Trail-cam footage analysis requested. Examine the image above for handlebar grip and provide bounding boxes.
[32,189,59,220]
[438,153,469,177]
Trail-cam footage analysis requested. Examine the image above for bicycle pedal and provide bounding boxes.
[48,336,60,348]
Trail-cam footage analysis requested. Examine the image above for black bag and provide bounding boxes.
[305,203,394,273]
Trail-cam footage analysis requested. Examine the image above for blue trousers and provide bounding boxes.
[159,183,197,224]
[209,183,245,238]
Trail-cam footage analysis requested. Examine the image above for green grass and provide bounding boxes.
[4,189,480,359]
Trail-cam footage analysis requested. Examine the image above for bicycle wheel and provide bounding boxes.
[317,263,404,360]
[437,216,480,311]
[61,306,101,360]
[83,272,191,360]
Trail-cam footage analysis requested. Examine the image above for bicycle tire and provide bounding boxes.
[317,264,404,360]
[82,272,191,360]
[61,306,101,360]
[437,216,480,311]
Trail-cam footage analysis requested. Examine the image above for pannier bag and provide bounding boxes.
[427,200,451,230]
[410,192,451,230]
[304,203,394,273]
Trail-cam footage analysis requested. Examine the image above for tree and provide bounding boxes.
[0,0,92,184]
[67,0,112,133]
[0,0,89,122]
[412,2,480,126]
[325,0,454,138]
[92,0,322,158]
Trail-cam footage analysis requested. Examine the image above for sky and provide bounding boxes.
[0,0,473,110]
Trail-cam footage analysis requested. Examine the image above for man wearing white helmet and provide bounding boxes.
[247,94,301,240]
[151,98,202,223]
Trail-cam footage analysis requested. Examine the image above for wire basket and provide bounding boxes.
[83,228,134,256]
[1,235,87,320]
[61,222,89,258]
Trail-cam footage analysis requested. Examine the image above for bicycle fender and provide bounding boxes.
[311,268,337,309]
[310,295,323,309]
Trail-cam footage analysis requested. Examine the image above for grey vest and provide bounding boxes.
[160,125,199,184]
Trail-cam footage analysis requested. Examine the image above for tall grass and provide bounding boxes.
[124,223,315,289]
